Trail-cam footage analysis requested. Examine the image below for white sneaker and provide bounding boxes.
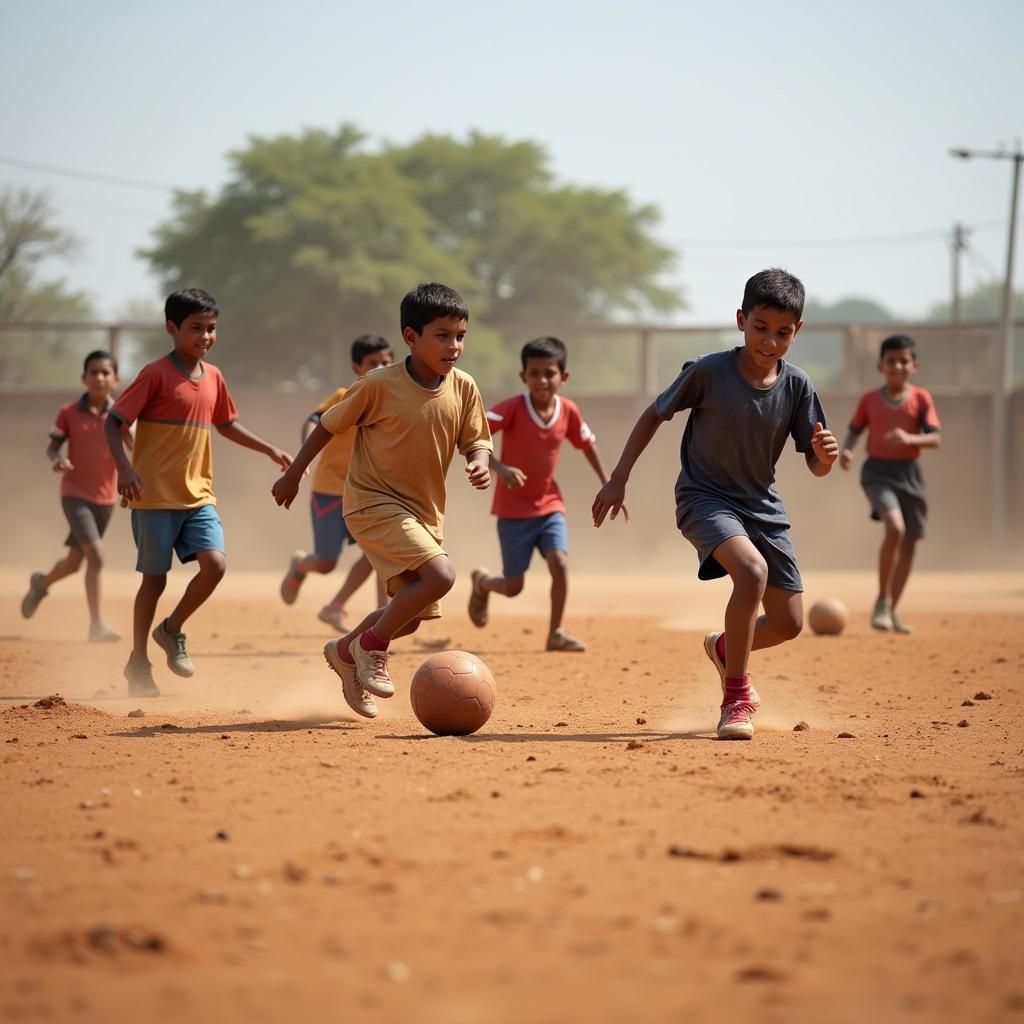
[349,632,395,698]
[88,622,121,643]
[703,632,761,707]
[717,699,756,740]
[323,640,377,719]
[870,597,893,631]
[317,606,349,633]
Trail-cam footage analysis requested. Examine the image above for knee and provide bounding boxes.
[777,610,803,641]
[883,519,906,542]
[731,555,768,594]
[505,575,525,597]
[201,552,227,580]
[546,551,568,577]
[83,547,103,570]
[430,559,456,596]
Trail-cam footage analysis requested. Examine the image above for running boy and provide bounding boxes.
[839,334,941,634]
[21,350,127,641]
[106,288,292,697]
[593,269,838,740]
[468,336,618,652]
[271,283,492,720]
[279,335,392,631]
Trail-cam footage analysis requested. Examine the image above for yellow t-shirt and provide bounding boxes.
[311,386,354,496]
[320,361,493,540]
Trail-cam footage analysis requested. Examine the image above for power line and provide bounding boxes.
[0,154,182,193]
[675,222,1006,250]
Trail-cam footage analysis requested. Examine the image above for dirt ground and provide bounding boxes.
[1,567,1023,1024]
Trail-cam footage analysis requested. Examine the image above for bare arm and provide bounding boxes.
[489,451,526,489]
[806,421,839,478]
[271,422,334,508]
[105,413,143,503]
[301,413,320,444]
[592,403,663,526]
[46,437,72,473]
[838,426,862,471]
[884,427,941,450]
[465,446,492,491]
[583,442,628,522]
[216,421,292,470]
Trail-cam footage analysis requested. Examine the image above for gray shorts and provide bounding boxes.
[62,497,114,550]
[861,458,927,540]
[678,497,803,592]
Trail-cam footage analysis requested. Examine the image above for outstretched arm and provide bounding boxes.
[806,421,839,477]
[217,421,292,470]
[271,422,333,508]
[583,442,628,522]
[592,403,662,526]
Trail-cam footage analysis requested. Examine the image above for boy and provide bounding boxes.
[21,350,126,641]
[839,335,941,634]
[593,269,838,740]
[106,288,292,698]
[272,283,492,720]
[468,336,619,652]
[279,335,393,631]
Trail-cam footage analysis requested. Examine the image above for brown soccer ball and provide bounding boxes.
[808,598,848,636]
[410,651,496,736]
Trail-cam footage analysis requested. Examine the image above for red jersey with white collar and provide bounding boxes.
[487,393,595,519]
[850,385,940,460]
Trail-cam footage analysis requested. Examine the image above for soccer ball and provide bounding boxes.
[808,598,848,636]
[409,651,496,736]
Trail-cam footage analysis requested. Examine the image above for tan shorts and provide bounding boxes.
[344,504,446,619]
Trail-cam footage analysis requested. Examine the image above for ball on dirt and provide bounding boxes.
[410,651,496,736]
[808,598,848,636]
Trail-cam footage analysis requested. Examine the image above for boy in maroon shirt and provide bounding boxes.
[22,350,128,641]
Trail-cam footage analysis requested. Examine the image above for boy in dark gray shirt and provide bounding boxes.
[593,269,839,740]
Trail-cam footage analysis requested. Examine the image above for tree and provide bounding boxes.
[803,296,896,324]
[0,188,95,385]
[142,126,681,384]
[927,280,1024,322]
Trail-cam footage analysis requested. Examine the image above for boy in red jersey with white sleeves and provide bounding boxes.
[840,334,941,634]
[469,336,621,652]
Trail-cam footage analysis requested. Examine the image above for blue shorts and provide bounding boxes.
[310,492,355,562]
[131,505,225,575]
[497,511,569,579]
[678,497,803,592]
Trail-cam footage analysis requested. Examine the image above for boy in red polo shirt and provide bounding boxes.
[22,350,127,641]
[840,334,941,633]
[468,336,619,652]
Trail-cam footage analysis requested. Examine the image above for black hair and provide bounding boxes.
[83,349,118,375]
[351,334,392,363]
[879,334,917,360]
[165,288,219,327]
[741,268,805,318]
[400,283,469,334]
[521,336,567,372]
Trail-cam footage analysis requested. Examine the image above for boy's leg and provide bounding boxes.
[24,547,83,618]
[131,573,167,661]
[543,550,585,652]
[320,553,376,632]
[710,536,768,679]
[873,508,905,629]
[470,517,536,627]
[81,540,119,641]
[281,494,344,604]
[165,550,227,633]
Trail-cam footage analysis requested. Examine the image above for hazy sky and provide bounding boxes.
[2,0,1022,324]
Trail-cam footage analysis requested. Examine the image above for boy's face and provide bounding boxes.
[403,316,467,378]
[520,356,568,402]
[166,311,218,362]
[352,348,393,377]
[735,304,803,370]
[82,358,118,398]
[879,347,917,388]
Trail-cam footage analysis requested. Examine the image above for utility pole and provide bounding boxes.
[950,222,967,325]
[950,144,1023,543]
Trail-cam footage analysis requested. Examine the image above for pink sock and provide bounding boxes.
[337,634,355,664]
[723,675,751,705]
[360,628,388,652]
[716,633,727,662]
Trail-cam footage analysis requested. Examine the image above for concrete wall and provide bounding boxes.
[2,386,1021,577]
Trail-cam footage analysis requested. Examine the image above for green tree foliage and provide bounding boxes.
[927,280,1024,321]
[142,126,680,384]
[803,296,896,324]
[0,189,96,387]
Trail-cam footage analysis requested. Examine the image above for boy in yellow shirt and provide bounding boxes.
[272,284,492,719]
[279,335,393,631]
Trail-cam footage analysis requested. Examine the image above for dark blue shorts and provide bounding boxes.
[131,505,224,575]
[497,511,569,579]
[678,498,802,592]
[310,492,355,562]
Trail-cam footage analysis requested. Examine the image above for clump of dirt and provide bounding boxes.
[33,695,67,710]
[30,925,170,963]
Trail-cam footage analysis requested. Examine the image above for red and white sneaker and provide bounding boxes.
[349,632,395,698]
[280,551,307,606]
[717,699,757,741]
[703,632,761,707]
[323,640,377,719]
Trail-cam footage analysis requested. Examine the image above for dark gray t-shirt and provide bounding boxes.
[654,349,826,528]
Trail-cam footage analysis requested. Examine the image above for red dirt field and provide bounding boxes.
[2,569,1023,1023]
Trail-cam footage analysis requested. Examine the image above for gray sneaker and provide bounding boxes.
[89,622,121,643]
[124,659,160,698]
[891,613,913,635]
[324,640,377,719]
[152,619,195,677]
[21,572,48,619]
[870,597,894,631]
